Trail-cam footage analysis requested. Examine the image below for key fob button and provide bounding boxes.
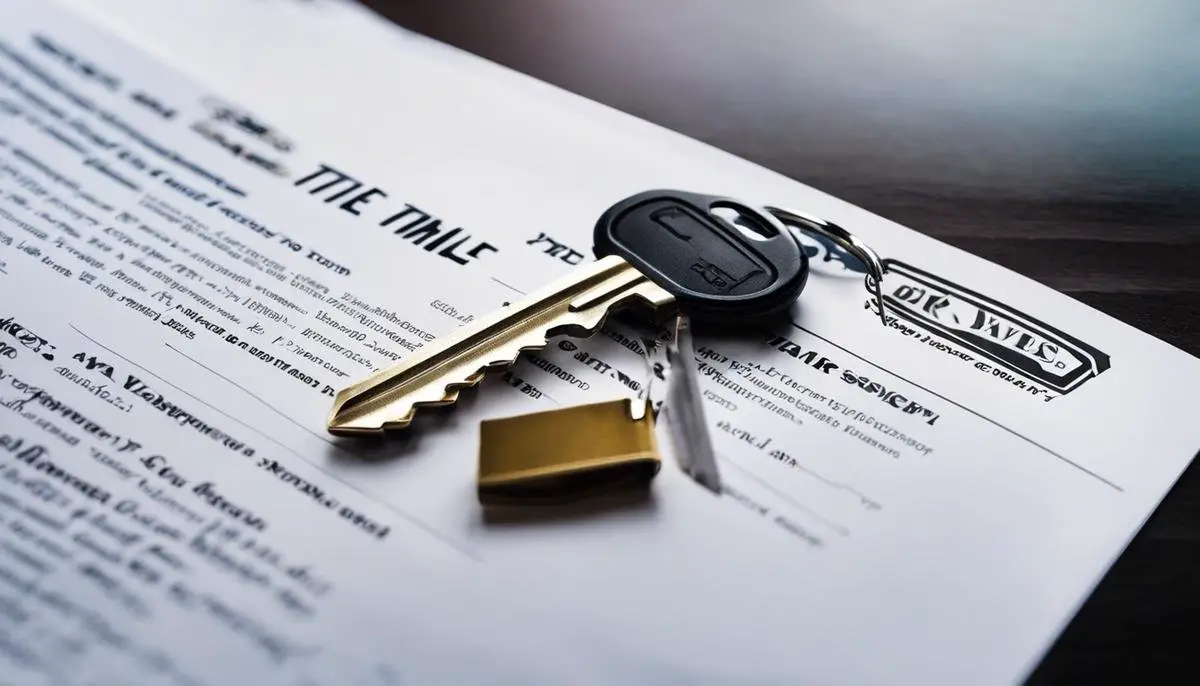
[594,190,808,320]
[611,200,774,295]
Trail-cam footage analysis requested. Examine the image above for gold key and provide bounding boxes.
[325,190,810,436]
[328,256,671,434]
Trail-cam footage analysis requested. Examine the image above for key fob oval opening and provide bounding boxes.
[594,190,808,321]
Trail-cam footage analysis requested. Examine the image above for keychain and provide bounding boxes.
[473,201,892,504]
[765,205,890,325]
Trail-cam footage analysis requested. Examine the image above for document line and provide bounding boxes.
[719,453,852,537]
[789,321,1125,492]
[67,324,482,561]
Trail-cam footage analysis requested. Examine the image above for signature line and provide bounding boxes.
[720,453,851,537]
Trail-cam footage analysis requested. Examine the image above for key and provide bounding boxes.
[326,190,809,436]
[663,313,722,494]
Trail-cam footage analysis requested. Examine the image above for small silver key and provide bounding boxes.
[326,190,810,436]
[663,313,722,493]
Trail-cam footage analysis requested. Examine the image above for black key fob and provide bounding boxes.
[594,190,808,321]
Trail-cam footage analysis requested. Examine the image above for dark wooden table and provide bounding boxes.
[361,1,1199,681]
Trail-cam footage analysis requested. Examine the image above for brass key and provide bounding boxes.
[328,257,670,434]
[326,190,810,436]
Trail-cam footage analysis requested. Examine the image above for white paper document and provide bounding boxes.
[2,1,1199,684]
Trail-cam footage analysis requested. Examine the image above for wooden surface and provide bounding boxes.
[358,1,1200,681]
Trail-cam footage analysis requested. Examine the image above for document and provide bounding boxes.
[3,0,1199,684]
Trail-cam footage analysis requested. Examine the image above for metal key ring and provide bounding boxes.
[763,207,889,327]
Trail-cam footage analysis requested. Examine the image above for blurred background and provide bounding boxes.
[361,1,1199,682]
[371,0,1200,349]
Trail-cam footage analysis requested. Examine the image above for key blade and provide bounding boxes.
[327,255,676,435]
[664,314,722,493]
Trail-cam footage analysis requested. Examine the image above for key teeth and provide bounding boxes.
[328,273,650,436]
[398,342,549,425]
[383,307,613,430]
